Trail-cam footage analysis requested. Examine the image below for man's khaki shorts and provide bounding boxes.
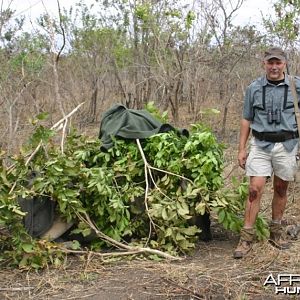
[246,138,298,181]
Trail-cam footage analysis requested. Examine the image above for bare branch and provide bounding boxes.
[56,0,66,63]
[78,211,181,261]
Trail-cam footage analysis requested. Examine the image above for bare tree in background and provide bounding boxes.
[0,0,282,154]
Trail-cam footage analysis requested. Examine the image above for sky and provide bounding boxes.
[232,0,273,28]
[2,0,274,31]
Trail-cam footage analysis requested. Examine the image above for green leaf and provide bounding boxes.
[22,243,34,253]
[195,202,206,215]
[12,206,26,216]
[175,232,185,241]
[165,227,173,237]
[180,226,199,236]
[162,208,168,220]
[177,201,189,216]
[54,257,63,267]
[70,240,81,250]
[53,166,63,172]
[36,112,49,120]
[218,210,226,223]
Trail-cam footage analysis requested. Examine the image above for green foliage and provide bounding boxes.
[185,10,196,29]
[214,176,247,233]
[0,109,260,269]
[264,0,300,45]
[7,33,48,75]
[255,216,270,241]
[135,4,151,22]
[72,26,131,69]
[0,7,25,47]
[145,101,168,123]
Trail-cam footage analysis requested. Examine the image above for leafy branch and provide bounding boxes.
[78,212,181,261]
[0,112,265,269]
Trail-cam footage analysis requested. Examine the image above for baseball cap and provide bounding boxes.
[264,47,287,61]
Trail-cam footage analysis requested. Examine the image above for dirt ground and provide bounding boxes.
[1,143,300,300]
[1,181,300,300]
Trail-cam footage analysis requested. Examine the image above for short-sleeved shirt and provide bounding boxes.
[243,74,300,152]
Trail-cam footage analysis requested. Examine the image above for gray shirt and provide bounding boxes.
[243,74,300,152]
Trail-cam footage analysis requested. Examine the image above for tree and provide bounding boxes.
[194,0,263,138]
[0,4,24,48]
[263,0,300,48]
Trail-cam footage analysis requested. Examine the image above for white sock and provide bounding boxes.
[271,219,281,225]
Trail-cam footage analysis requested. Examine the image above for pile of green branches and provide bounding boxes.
[0,109,268,269]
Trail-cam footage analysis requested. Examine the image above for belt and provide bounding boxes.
[252,130,299,142]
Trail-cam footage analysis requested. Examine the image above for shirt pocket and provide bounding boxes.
[252,89,264,110]
[283,90,294,111]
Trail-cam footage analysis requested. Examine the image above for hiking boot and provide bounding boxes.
[233,227,255,259]
[269,222,290,250]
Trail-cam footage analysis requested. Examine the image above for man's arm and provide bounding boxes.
[238,118,251,169]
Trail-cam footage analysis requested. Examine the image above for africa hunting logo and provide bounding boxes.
[264,274,300,295]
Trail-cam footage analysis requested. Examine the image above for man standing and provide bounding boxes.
[234,47,300,259]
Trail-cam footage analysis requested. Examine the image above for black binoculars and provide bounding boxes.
[267,108,281,124]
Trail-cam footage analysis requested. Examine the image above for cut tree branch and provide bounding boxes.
[78,212,181,261]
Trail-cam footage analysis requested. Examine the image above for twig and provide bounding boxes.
[51,102,85,131]
[162,278,203,300]
[60,119,68,154]
[25,141,44,167]
[147,163,194,185]
[78,212,181,261]
[291,179,297,203]
[8,181,17,195]
[55,0,66,63]
[0,287,35,291]
[66,294,97,300]
[84,251,93,275]
[135,139,156,245]
[7,102,85,178]
[7,103,85,195]
[135,138,194,201]
[135,138,196,248]
[148,167,173,201]
[224,163,239,180]
[58,248,145,258]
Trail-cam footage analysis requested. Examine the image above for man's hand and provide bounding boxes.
[238,149,248,169]
[238,119,250,169]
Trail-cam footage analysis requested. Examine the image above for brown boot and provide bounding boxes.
[269,222,290,250]
[233,228,255,259]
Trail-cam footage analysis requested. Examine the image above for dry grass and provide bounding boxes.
[1,233,299,299]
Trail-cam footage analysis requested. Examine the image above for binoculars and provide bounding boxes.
[267,108,281,124]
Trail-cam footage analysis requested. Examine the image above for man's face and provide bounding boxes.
[263,58,286,81]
